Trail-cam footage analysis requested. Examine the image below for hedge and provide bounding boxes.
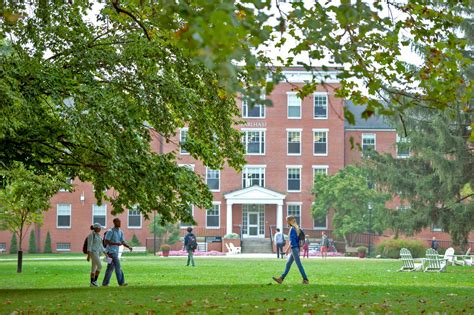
[376,239,426,258]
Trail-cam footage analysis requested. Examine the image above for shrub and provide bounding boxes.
[357,246,367,253]
[376,239,426,258]
[130,234,141,247]
[223,233,239,239]
[44,231,52,253]
[160,244,171,252]
[9,234,18,254]
[28,229,37,253]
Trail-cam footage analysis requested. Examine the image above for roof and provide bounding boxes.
[344,100,394,130]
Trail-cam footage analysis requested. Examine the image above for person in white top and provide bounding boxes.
[274,228,285,259]
[87,223,107,287]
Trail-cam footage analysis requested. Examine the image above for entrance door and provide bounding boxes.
[243,204,265,238]
[248,212,259,237]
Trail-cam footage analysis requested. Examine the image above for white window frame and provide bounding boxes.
[312,129,329,156]
[178,164,195,171]
[59,177,73,192]
[362,133,376,152]
[127,208,142,229]
[56,203,71,229]
[92,204,107,227]
[206,168,220,192]
[206,202,221,229]
[179,128,189,155]
[287,128,302,156]
[286,165,302,192]
[396,135,410,158]
[242,100,266,119]
[56,243,71,252]
[313,92,328,119]
[312,203,328,230]
[242,165,266,188]
[312,165,329,181]
[242,128,266,156]
[286,202,302,226]
[287,92,302,119]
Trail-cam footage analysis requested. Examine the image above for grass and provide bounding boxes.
[0,255,473,314]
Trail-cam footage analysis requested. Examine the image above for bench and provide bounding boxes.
[132,246,147,253]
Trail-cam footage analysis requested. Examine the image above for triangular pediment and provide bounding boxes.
[224,185,286,203]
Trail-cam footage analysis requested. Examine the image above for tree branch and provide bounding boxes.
[111,0,151,41]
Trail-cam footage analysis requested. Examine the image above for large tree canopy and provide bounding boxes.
[0,1,472,221]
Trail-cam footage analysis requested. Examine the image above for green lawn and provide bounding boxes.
[0,256,473,314]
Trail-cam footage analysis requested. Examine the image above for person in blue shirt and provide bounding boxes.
[184,227,196,267]
[272,216,309,285]
[102,218,132,287]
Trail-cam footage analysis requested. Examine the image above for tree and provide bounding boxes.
[28,229,36,254]
[312,166,390,248]
[149,214,180,249]
[0,164,62,272]
[129,234,141,247]
[0,1,472,223]
[43,231,52,254]
[9,233,17,254]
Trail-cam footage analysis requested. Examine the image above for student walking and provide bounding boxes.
[321,232,329,259]
[302,235,310,258]
[272,216,309,285]
[274,228,285,259]
[184,227,197,267]
[87,223,107,287]
[102,218,132,287]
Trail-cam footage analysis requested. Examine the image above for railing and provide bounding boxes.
[269,225,274,251]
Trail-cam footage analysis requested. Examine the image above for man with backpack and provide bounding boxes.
[184,226,197,267]
[274,228,285,259]
[102,218,132,287]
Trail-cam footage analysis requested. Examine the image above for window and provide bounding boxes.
[287,130,301,155]
[313,165,328,182]
[59,177,73,192]
[243,130,265,155]
[287,93,301,119]
[313,130,328,155]
[179,164,195,171]
[57,203,71,228]
[432,221,443,232]
[287,204,301,226]
[56,243,71,251]
[314,93,328,119]
[362,134,376,152]
[128,209,142,228]
[242,166,265,188]
[397,135,410,158]
[179,205,194,228]
[180,128,189,154]
[313,212,327,229]
[287,167,301,192]
[206,203,220,228]
[206,168,220,191]
[242,101,265,118]
[0,243,5,251]
[92,204,106,227]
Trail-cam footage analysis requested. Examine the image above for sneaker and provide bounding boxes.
[272,277,283,284]
[302,279,309,285]
[90,282,98,287]
[119,283,128,287]
[102,284,109,287]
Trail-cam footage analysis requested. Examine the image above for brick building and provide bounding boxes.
[0,68,469,253]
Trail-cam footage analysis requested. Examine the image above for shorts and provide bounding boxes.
[321,246,328,252]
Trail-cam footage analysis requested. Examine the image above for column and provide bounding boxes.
[277,203,283,231]
[226,202,233,235]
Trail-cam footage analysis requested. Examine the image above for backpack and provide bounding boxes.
[188,234,197,251]
[298,229,305,248]
[323,236,330,247]
[103,231,108,248]
[82,236,88,254]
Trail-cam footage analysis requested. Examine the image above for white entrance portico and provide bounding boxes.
[224,186,286,236]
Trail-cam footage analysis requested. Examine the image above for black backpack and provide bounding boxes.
[82,236,88,254]
[188,234,197,251]
[298,229,305,248]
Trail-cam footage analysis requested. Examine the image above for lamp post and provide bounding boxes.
[153,210,157,256]
[368,203,372,257]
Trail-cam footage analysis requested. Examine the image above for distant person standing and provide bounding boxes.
[302,235,310,258]
[321,232,329,259]
[274,228,285,259]
[272,216,309,285]
[184,227,197,267]
[86,223,107,287]
[102,218,132,287]
[431,236,439,251]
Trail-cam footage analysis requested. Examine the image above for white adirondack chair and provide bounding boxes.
[225,243,239,255]
[425,248,447,272]
[229,243,241,254]
[454,248,473,266]
[440,247,455,266]
[399,248,424,272]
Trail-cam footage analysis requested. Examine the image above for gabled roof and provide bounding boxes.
[344,100,394,130]
[224,186,286,205]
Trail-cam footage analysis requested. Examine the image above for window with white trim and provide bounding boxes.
[313,166,328,182]
[287,130,301,155]
[396,135,410,158]
[313,212,328,229]
[56,243,71,251]
[313,130,328,155]
[287,93,301,119]
[287,204,301,226]
[362,134,376,152]
[128,209,142,228]
[242,101,265,118]
[314,93,328,119]
[179,128,189,154]
[287,167,301,192]
[206,168,220,191]
[92,204,106,227]
[57,203,71,228]
[243,130,265,155]
[206,204,220,228]
[242,167,265,188]
[0,243,6,251]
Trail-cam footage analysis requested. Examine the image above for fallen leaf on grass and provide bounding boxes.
[274,298,287,302]
[266,308,283,314]
[418,299,426,304]
[3,300,12,305]
[183,300,192,307]
[447,293,458,297]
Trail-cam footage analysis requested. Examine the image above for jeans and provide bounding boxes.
[281,247,308,280]
[276,243,284,259]
[186,249,195,266]
[102,252,125,285]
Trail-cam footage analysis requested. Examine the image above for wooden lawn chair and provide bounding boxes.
[424,248,447,272]
[440,247,455,266]
[454,248,473,266]
[399,248,423,272]
[229,243,241,254]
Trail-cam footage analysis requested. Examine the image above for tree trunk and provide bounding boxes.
[17,250,23,273]
[343,234,349,249]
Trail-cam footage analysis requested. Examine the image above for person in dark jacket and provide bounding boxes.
[272,216,309,285]
[431,236,439,251]
[184,227,196,267]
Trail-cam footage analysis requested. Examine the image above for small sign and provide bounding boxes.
[205,236,222,243]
